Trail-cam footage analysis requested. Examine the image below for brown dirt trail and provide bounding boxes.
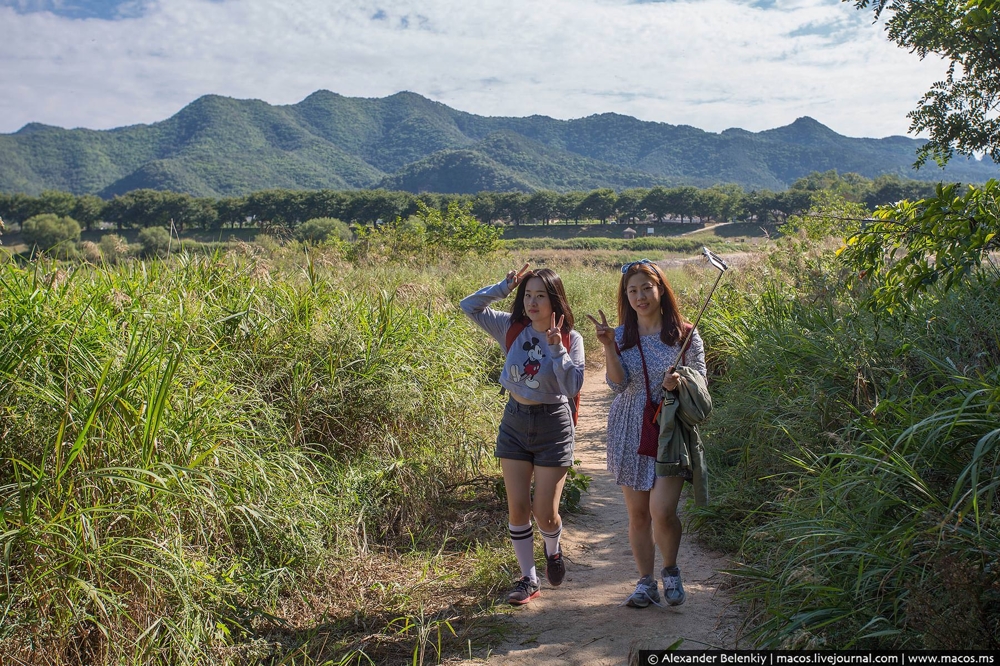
[465,369,745,664]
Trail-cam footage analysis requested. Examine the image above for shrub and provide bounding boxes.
[98,233,130,263]
[21,213,81,251]
[349,203,502,263]
[423,202,502,256]
[137,226,171,258]
[79,240,102,263]
[295,217,352,245]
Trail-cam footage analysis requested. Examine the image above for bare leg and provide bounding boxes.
[650,476,685,569]
[531,465,570,534]
[621,486,654,578]
[500,458,535,525]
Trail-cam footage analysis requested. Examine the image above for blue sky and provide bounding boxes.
[0,0,948,138]
[1,0,150,20]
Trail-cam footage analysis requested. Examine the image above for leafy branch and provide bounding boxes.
[848,0,1000,165]
[839,179,1000,313]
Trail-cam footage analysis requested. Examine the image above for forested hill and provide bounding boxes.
[1,90,997,197]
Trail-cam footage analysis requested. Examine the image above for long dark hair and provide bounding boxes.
[618,261,687,351]
[510,268,574,332]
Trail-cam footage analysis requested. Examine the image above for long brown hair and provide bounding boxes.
[618,261,687,351]
[510,268,574,332]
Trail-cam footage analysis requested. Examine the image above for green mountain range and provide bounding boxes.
[1,90,996,197]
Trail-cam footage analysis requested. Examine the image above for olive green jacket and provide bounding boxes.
[655,365,713,506]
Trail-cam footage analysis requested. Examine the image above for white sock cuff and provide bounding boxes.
[539,523,562,539]
[508,523,533,540]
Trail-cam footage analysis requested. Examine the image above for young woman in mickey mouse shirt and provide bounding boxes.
[461,264,585,605]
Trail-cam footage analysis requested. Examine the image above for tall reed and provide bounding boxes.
[0,248,509,664]
[697,229,1000,648]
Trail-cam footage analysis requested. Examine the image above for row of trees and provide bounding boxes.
[0,172,945,234]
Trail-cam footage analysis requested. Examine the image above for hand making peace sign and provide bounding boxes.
[585,309,615,347]
[505,262,531,289]
[546,312,565,347]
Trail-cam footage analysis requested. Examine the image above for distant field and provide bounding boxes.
[498,220,777,242]
[1,220,775,258]
[498,221,693,239]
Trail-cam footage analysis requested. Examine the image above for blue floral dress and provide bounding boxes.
[606,326,707,491]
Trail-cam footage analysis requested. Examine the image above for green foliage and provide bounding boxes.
[350,202,502,263]
[0,251,507,663]
[780,191,867,242]
[559,463,592,513]
[697,201,1000,648]
[378,148,536,194]
[72,193,106,230]
[137,225,172,257]
[847,0,1000,165]
[576,188,618,221]
[614,187,648,223]
[294,216,352,245]
[104,188,217,232]
[421,201,502,256]
[716,282,1000,648]
[839,179,1000,314]
[21,212,81,251]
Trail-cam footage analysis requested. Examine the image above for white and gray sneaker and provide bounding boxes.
[662,567,686,606]
[623,574,662,608]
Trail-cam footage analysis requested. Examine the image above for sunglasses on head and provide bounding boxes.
[621,258,653,274]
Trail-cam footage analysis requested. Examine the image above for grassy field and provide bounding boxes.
[495,220,776,241]
[0,247,514,664]
[2,212,997,662]
[0,235,726,664]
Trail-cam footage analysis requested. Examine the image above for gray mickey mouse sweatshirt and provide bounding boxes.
[460,279,585,405]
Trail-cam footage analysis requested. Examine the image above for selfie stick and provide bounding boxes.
[670,247,729,372]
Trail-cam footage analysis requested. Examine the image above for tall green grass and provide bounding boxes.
[696,228,1000,648]
[0,234,771,663]
[0,247,520,664]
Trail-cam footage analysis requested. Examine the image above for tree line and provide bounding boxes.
[0,171,940,233]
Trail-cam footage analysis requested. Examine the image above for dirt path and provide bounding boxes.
[472,370,745,664]
[678,221,733,237]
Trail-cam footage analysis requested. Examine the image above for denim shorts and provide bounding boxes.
[495,398,575,467]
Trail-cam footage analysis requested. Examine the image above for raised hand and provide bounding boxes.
[585,309,615,347]
[546,312,565,347]
[505,262,531,288]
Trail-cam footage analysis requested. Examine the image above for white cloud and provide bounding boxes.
[0,0,948,138]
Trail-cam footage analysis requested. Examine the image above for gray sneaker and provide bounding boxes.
[623,575,661,608]
[661,567,686,606]
[507,576,541,605]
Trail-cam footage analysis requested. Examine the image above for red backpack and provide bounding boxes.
[505,318,581,426]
